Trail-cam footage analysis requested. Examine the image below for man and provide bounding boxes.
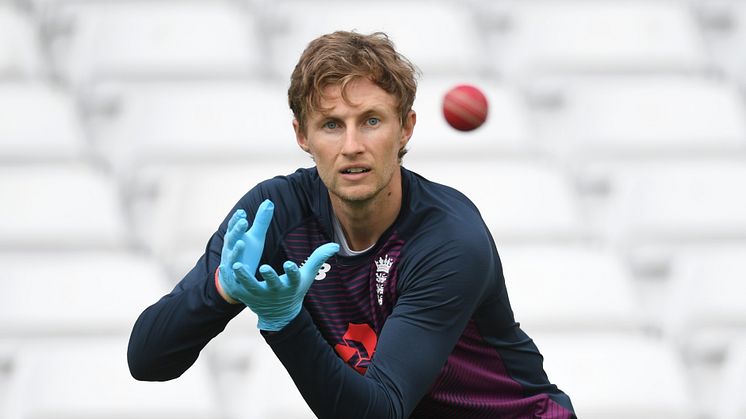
[128,31,575,418]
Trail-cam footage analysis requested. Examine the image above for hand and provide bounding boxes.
[218,200,274,304]
[233,242,339,331]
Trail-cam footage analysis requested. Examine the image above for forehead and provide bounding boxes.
[314,78,398,118]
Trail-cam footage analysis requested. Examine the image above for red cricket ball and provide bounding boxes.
[442,84,489,132]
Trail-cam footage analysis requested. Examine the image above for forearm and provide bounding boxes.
[128,270,243,381]
[263,309,407,419]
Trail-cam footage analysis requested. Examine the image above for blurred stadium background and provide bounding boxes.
[1,0,746,418]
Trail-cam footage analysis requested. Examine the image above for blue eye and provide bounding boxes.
[367,117,380,126]
[323,121,338,130]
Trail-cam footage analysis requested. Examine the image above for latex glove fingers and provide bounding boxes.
[244,200,274,249]
[257,261,296,291]
[224,213,248,250]
[298,243,340,284]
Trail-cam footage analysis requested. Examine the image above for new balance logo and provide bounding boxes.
[300,258,332,281]
[315,262,331,281]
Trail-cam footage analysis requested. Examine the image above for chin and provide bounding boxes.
[331,186,379,204]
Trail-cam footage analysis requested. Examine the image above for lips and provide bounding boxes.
[340,167,371,174]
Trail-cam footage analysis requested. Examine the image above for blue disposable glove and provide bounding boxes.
[218,199,275,305]
[233,242,339,331]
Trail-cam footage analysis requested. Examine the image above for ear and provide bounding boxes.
[400,110,416,149]
[293,119,310,153]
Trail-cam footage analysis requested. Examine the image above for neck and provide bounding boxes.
[330,177,403,252]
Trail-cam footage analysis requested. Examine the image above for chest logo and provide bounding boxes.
[300,257,331,281]
[314,262,331,281]
[374,255,394,306]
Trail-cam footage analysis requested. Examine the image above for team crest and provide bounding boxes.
[374,255,394,305]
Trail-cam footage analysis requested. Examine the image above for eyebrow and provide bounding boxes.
[318,104,393,120]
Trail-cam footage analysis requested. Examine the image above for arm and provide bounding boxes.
[127,237,244,381]
[128,196,335,381]
[127,198,272,381]
[263,233,495,418]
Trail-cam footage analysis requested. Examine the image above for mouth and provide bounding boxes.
[340,167,371,175]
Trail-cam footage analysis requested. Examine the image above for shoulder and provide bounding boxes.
[402,167,476,208]
[400,167,491,247]
[235,167,321,210]
[251,167,320,195]
[396,168,498,286]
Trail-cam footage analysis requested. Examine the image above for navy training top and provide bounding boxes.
[128,166,576,419]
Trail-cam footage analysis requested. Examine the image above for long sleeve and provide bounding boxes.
[127,238,245,381]
[126,173,307,381]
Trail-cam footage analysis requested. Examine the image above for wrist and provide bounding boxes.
[215,267,240,304]
[258,319,288,332]
[258,305,302,332]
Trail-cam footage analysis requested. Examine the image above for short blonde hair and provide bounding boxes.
[288,31,419,157]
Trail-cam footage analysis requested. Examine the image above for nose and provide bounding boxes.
[340,126,365,156]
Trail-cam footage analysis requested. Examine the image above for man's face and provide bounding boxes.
[294,78,415,205]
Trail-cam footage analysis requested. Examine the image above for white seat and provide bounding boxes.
[0,82,87,163]
[701,2,746,88]
[265,0,487,81]
[664,245,746,358]
[0,251,169,337]
[484,1,709,79]
[0,4,45,78]
[0,344,13,419]
[499,244,642,333]
[86,80,303,173]
[530,76,746,159]
[606,160,746,246]
[0,164,129,250]
[591,160,746,279]
[718,339,746,419]
[538,332,695,419]
[404,159,588,243]
[2,337,221,419]
[48,1,261,86]
[233,342,315,419]
[410,77,537,158]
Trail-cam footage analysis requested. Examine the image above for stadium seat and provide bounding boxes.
[537,332,695,419]
[85,80,303,174]
[0,4,45,78]
[264,0,488,81]
[410,77,537,158]
[603,160,746,254]
[404,159,589,243]
[0,251,169,337]
[499,244,643,333]
[663,245,746,358]
[46,0,261,86]
[529,75,746,159]
[699,1,746,89]
[0,163,129,250]
[234,341,315,419]
[0,344,12,418]
[482,0,709,79]
[566,159,746,330]
[0,82,87,163]
[1,337,222,419]
[717,339,746,419]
